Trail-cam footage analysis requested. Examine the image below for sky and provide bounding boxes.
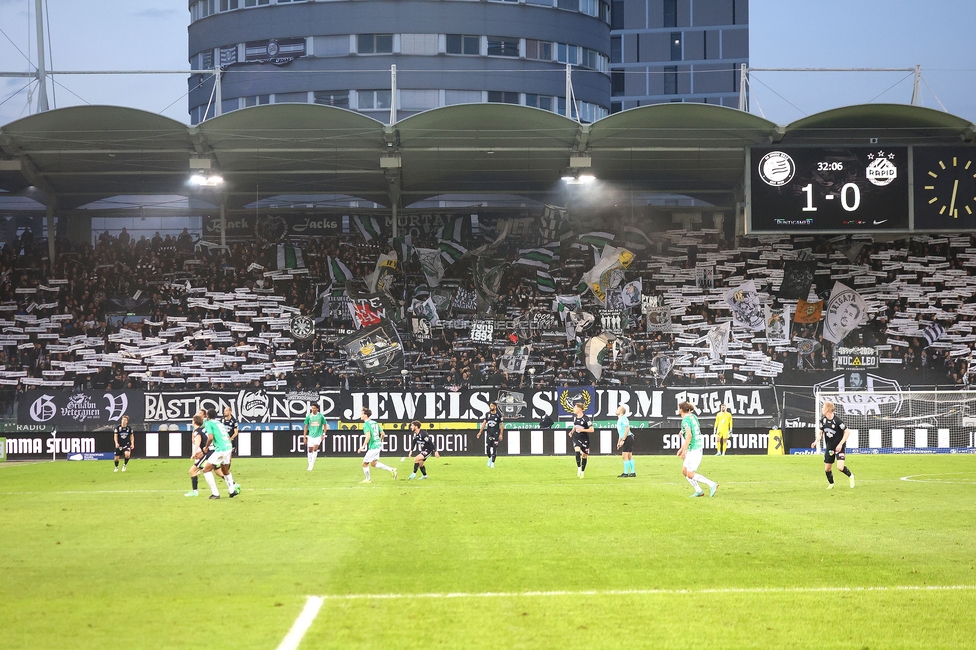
[0,0,975,127]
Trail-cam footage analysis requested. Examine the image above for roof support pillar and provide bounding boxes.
[46,204,55,266]
[219,200,227,247]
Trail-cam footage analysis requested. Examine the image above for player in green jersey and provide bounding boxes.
[201,408,241,499]
[615,405,635,477]
[357,407,397,483]
[676,402,718,498]
[303,404,328,471]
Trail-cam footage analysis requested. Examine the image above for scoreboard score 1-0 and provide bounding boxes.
[748,146,910,232]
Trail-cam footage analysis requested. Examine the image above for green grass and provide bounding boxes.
[1,454,974,649]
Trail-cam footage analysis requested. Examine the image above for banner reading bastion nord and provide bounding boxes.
[18,386,778,430]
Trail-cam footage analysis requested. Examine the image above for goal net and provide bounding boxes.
[814,390,976,454]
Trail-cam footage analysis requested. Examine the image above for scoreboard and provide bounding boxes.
[747,145,976,233]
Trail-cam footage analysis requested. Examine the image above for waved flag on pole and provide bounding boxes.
[581,245,634,305]
[723,280,764,331]
[823,281,866,343]
[707,321,731,360]
[327,256,352,284]
[275,243,305,270]
[365,252,398,293]
[794,299,823,324]
[414,247,445,287]
[353,215,382,242]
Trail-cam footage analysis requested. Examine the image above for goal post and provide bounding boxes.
[813,390,976,454]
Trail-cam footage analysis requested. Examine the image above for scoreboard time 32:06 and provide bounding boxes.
[748,146,910,232]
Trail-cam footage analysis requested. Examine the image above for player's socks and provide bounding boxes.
[575,452,581,468]
[203,471,220,496]
[114,460,119,468]
[124,457,129,467]
[581,457,587,472]
[825,470,834,485]
[686,476,701,492]
[414,463,420,473]
[838,467,851,477]
[374,461,394,472]
[363,467,371,481]
[694,473,716,489]
[224,473,237,492]
[420,466,427,477]
[191,475,198,490]
[307,450,317,470]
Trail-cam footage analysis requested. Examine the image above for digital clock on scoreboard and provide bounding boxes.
[748,146,910,232]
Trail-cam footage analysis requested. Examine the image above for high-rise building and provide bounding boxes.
[187,0,612,124]
[609,0,748,112]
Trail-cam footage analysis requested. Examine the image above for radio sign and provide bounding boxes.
[833,346,879,371]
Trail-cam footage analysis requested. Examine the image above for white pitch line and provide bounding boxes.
[313,584,976,601]
[276,596,324,650]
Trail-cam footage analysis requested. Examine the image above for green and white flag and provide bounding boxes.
[415,247,445,287]
[353,215,382,242]
[438,239,468,266]
[575,231,616,250]
[516,247,557,269]
[535,270,556,293]
[327,256,352,285]
[275,243,305,270]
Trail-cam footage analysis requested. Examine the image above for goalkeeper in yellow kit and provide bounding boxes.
[714,403,732,456]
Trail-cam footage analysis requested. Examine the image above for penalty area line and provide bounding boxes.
[312,584,976,601]
[276,596,324,650]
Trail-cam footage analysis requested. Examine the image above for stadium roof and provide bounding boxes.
[0,102,972,211]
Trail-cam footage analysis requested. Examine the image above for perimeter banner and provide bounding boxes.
[14,386,779,431]
[138,386,779,426]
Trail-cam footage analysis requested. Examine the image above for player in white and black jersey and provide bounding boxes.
[221,407,239,468]
[406,420,439,480]
[812,401,855,490]
[185,414,209,497]
[476,402,504,468]
[568,402,594,478]
[113,415,134,472]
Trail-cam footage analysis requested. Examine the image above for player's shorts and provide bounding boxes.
[716,431,730,439]
[824,443,846,464]
[573,434,591,454]
[115,445,131,456]
[206,450,233,467]
[363,448,381,463]
[307,435,324,449]
[485,435,500,448]
[682,447,704,472]
[193,452,209,469]
[619,435,634,453]
[416,447,434,460]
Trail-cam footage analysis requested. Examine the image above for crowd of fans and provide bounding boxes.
[0,219,972,398]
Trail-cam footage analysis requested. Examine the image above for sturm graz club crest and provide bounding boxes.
[290,315,315,340]
[559,388,592,415]
[495,390,526,418]
[237,389,271,422]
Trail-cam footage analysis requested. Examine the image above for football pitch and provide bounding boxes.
[1,454,974,649]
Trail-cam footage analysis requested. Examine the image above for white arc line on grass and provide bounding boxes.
[313,584,976,601]
[276,596,324,650]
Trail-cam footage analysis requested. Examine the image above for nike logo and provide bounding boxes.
[873,220,888,225]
